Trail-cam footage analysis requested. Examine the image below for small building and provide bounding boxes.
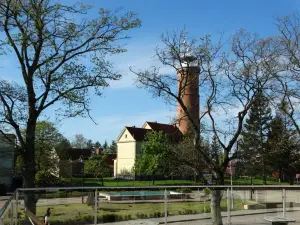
[114,121,181,177]
[0,134,17,189]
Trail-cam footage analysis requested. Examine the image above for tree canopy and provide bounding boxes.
[0,0,140,213]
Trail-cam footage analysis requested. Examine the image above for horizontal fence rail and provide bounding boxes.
[16,185,300,191]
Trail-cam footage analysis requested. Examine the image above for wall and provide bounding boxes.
[116,129,137,175]
[0,135,16,189]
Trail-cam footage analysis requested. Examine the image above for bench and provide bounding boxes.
[264,216,296,225]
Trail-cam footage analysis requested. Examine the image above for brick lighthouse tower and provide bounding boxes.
[177,46,200,135]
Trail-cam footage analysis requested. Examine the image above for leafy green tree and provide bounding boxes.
[0,0,140,213]
[86,139,93,149]
[134,131,174,185]
[102,140,109,150]
[84,155,111,185]
[239,90,272,184]
[55,138,72,160]
[94,141,101,148]
[267,115,300,184]
[15,121,68,185]
[72,134,88,148]
[106,140,117,153]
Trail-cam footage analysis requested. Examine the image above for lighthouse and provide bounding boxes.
[177,46,200,134]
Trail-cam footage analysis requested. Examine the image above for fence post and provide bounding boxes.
[283,189,286,218]
[10,201,14,225]
[164,189,168,225]
[227,188,231,225]
[15,191,19,225]
[255,190,258,202]
[94,190,97,225]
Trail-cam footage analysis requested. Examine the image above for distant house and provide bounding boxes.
[0,134,16,189]
[114,121,181,177]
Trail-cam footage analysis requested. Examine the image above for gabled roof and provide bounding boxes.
[143,121,182,142]
[117,122,183,143]
[126,127,149,142]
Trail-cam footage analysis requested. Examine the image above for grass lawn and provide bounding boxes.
[63,177,195,187]
[62,177,287,187]
[224,177,288,185]
[18,198,246,224]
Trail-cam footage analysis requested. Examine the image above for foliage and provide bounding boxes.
[0,0,140,212]
[35,121,65,174]
[72,134,88,149]
[94,141,101,148]
[106,140,117,153]
[239,91,272,181]
[267,114,300,184]
[131,28,276,224]
[55,139,72,160]
[86,140,93,149]
[86,192,95,208]
[102,140,109,150]
[118,168,134,176]
[203,187,211,196]
[15,121,68,178]
[35,171,63,187]
[210,135,223,166]
[134,131,174,178]
[84,156,111,178]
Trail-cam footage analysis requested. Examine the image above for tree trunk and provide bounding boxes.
[22,117,38,214]
[152,173,155,185]
[211,189,223,225]
[263,175,267,185]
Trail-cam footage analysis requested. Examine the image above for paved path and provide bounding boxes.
[99,208,300,225]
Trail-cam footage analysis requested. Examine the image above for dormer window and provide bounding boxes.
[125,134,127,138]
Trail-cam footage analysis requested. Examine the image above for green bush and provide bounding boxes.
[176,187,192,193]
[203,187,211,196]
[203,206,211,213]
[86,192,94,207]
[35,171,63,187]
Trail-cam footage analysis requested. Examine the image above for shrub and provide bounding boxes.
[203,187,211,196]
[203,207,211,213]
[86,192,95,207]
[176,187,192,193]
[35,171,63,187]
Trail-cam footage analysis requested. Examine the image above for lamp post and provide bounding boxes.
[79,155,84,203]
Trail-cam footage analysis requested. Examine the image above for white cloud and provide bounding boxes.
[108,42,176,89]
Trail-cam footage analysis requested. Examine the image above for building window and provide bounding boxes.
[125,134,127,138]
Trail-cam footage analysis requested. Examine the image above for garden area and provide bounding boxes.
[17,198,246,224]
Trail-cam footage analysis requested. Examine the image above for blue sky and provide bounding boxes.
[1,0,299,145]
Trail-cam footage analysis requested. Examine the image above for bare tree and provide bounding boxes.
[0,0,140,212]
[269,13,300,136]
[131,29,275,225]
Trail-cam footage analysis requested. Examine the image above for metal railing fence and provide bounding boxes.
[1,185,300,225]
